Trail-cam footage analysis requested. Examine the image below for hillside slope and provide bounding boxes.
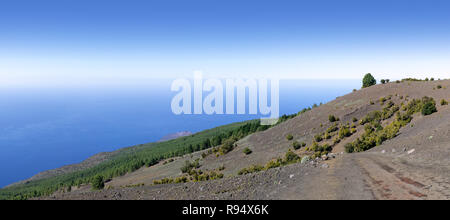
[24,80,450,199]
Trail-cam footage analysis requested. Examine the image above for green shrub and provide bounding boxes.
[328,115,337,122]
[243,147,252,155]
[422,101,437,116]
[180,159,200,173]
[362,73,377,88]
[292,141,302,150]
[381,79,386,84]
[314,133,323,142]
[437,85,442,89]
[286,134,293,140]
[91,175,105,190]
[352,117,358,122]
[284,150,300,164]
[338,126,352,139]
[441,99,448,106]
[238,165,264,175]
[265,159,282,169]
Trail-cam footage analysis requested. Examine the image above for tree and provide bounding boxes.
[380,79,386,84]
[362,73,377,88]
[92,175,105,190]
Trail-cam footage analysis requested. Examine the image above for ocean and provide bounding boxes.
[0,79,360,187]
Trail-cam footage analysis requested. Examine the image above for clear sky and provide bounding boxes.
[1,0,450,87]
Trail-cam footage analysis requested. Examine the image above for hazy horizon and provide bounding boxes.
[1,0,450,88]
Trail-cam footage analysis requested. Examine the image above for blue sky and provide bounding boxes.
[1,0,450,87]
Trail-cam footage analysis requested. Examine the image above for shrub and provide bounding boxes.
[243,147,252,155]
[422,101,437,116]
[175,176,188,183]
[441,99,448,106]
[284,150,300,163]
[328,115,337,122]
[292,141,301,150]
[314,133,324,142]
[430,78,435,81]
[238,165,264,175]
[91,175,105,190]
[437,85,442,89]
[180,159,200,173]
[265,159,282,169]
[362,73,377,88]
[352,117,358,122]
[338,126,352,139]
[286,134,293,141]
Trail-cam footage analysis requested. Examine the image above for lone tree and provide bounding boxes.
[92,175,105,190]
[362,73,377,88]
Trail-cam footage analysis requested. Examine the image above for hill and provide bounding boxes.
[2,79,450,200]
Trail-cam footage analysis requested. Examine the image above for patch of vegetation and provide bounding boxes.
[243,147,252,155]
[180,159,201,174]
[292,141,306,150]
[314,133,324,142]
[338,125,353,139]
[238,149,303,175]
[362,73,377,88]
[436,85,442,89]
[307,141,332,157]
[91,175,105,190]
[346,97,437,153]
[326,122,339,133]
[286,134,294,141]
[421,98,437,116]
[441,99,448,106]
[238,165,264,175]
[328,115,338,122]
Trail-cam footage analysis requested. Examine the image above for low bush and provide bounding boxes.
[243,147,252,155]
[314,133,324,142]
[422,101,437,116]
[441,99,448,106]
[286,134,294,141]
[329,115,338,122]
[180,159,201,173]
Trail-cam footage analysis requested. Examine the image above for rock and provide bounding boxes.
[301,156,310,164]
[407,149,415,154]
[392,149,396,153]
[381,150,386,154]
[289,174,294,179]
[321,164,329,169]
[321,155,328,160]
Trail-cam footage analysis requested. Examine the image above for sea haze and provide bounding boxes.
[0,79,360,187]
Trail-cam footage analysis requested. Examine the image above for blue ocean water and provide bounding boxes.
[0,79,360,187]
